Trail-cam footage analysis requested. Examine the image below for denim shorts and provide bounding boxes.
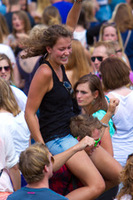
[46,134,78,155]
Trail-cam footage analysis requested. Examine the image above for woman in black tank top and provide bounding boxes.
[20,2,108,200]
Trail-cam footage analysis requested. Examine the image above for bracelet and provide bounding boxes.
[73,0,83,3]
[101,122,109,127]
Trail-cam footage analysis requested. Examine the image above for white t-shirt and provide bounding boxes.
[114,194,132,200]
[10,86,27,112]
[0,124,18,192]
[97,0,108,5]
[109,91,133,167]
[0,112,30,160]
[73,30,87,48]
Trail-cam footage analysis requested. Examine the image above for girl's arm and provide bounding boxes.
[66,0,83,32]
[53,136,95,172]
[25,64,53,144]
[99,98,119,155]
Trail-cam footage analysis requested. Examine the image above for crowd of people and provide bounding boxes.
[0,0,133,200]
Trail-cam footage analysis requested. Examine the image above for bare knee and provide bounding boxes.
[91,179,105,197]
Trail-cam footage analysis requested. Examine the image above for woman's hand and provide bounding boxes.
[107,98,119,116]
[75,136,95,152]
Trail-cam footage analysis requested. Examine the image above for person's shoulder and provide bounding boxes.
[7,188,24,199]
[10,86,27,111]
[37,62,53,78]
[10,86,27,99]
[4,12,13,17]
[45,188,69,200]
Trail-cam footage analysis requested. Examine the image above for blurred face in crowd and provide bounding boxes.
[12,13,25,33]
[0,59,11,82]
[103,26,118,41]
[91,46,108,73]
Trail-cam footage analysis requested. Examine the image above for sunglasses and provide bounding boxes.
[0,66,10,72]
[91,56,103,62]
[94,137,101,147]
[63,81,73,95]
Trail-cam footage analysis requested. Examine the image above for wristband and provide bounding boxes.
[101,122,109,127]
[74,0,83,3]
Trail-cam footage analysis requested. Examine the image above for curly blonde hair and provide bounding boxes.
[116,154,133,200]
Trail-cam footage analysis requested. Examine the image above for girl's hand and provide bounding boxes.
[107,98,119,116]
[75,136,95,152]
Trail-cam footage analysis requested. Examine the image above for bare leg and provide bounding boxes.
[65,150,105,200]
[90,146,123,190]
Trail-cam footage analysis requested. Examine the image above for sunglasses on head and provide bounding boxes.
[103,22,116,27]
[0,66,10,72]
[94,137,101,147]
[91,56,103,62]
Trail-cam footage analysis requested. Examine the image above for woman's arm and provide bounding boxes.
[99,98,119,155]
[25,64,53,144]
[13,64,25,89]
[53,136,95,172]
[100,128,113,156]
[66,0,83,32]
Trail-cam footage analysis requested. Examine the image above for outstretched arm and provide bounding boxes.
[66,0,83,32]
[53,136,95,172]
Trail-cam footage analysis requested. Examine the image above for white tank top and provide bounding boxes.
[109,91,133,167]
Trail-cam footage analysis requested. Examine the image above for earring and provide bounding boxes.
[91,99,96,105]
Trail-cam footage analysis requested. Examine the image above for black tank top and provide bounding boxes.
[39,60,75,143]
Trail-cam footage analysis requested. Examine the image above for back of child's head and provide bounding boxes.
[70,114,102,139]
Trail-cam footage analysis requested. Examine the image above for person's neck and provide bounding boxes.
[108,85,131,96]
[26,179,49,189]
[47,56,61,70]
[109,85,130,92]
[82,105,91,115]
[52,0,62,3]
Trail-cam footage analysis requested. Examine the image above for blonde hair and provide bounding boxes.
[99,22,124,52]
[19,143,50,184]
[94,41,116,56]
[42,5,61,26]
[36,0,51,16]
[0,77,20,116]
[116,154,133,200]
[65,39,91,88]
[110,3,133,32]
[82,0,97,23]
